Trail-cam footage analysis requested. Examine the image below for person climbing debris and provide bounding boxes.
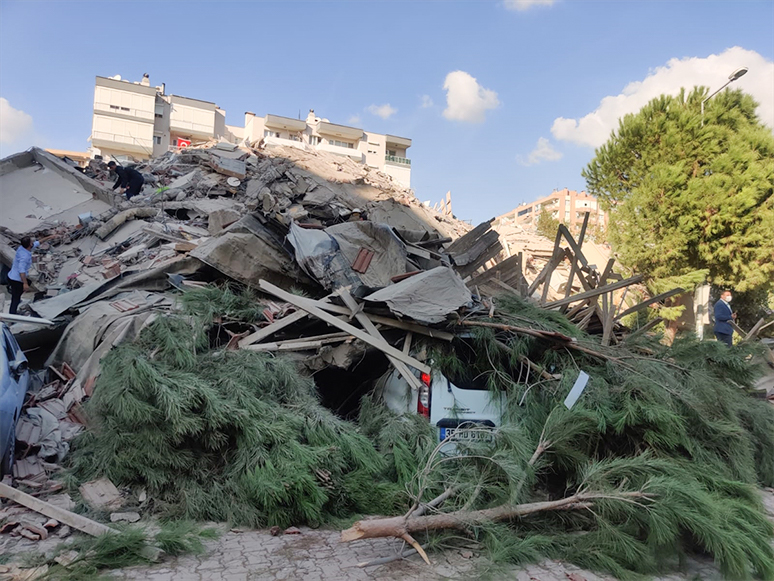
[108,161,145,200]
[7,236,38,315]
[713,289,736,346]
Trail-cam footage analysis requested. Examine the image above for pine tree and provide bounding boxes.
[583,88,774,295]
[535,207,561,239]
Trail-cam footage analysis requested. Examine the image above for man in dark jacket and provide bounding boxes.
[713,290,736,346]
[107,161,144,199]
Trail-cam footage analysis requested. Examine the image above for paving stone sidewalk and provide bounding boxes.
[107,526,719,581]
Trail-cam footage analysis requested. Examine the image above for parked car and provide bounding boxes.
[375,340,505,450]
[0,322,30,477]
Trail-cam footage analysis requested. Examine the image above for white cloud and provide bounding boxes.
[551,46,774,148]
[367,104,397,119]
[503,0,556,11]
[517,137,563,166]
[348,115,361,125]
[442,71,500,123]
[420,95,434,108]
[0,97,34,145]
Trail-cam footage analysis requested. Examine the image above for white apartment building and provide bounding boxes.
[89,75,412,187]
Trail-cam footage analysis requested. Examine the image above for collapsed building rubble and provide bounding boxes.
[1,140,773,579]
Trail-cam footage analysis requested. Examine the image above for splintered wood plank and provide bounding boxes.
[259,280,431,374]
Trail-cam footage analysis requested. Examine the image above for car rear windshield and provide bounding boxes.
[444,340,490,391]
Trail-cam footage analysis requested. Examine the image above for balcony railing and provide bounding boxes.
[385,155,411,166]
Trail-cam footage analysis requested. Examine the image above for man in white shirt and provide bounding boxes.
[7,237,38,315]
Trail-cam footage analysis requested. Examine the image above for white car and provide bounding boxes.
[376,344,505,449]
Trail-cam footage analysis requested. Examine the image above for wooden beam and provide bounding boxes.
[562,213,590,310]
[457,239,504,279]
[614,288,685,321]
[624,317,663,341]
[0,482,117,537]
[527,229,563,297]
[245,336,353,352]
[557,224,588,268]
[491,278,520,295]
[446,220,492,255]
[744,318,767,341]
[601,292,617,346]
[516,252,527,296]
[239,310,309,347]
[364,313,454,342]
[452,230,501,267]
[565,300,589,320]
[543,275,644,309]
[468,254,523,287]
[259,280,431,374]
[337,289,422,391]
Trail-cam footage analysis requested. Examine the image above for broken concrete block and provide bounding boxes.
[208,209,242,236]
[54,550,80,567]
[211,156,246,180]
[271,182,293,198]
[245,178,262,199]
[79,478,123,510]
[110,511,141,523]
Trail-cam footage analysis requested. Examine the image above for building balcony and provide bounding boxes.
[385,155,411,166]
[317,141,364,161]
[264,135,310,151]
[91,132,153,156]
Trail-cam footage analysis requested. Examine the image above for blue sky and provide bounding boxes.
[1,0,772,223]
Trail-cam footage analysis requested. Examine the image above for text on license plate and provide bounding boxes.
[439,426,495,443]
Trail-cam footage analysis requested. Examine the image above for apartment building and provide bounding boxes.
[89,75,412,187]
[242,110,411,187]
[90,74,234,161]
[509,189,608,233]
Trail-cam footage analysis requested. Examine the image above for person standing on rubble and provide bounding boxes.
[107,161,144,200]
[7,237,38,315]
[713,290,737,346]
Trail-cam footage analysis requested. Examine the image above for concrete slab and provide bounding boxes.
[0,164,111,233]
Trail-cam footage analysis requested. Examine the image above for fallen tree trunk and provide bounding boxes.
[341,490,649,543]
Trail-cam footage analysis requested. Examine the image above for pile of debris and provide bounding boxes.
[2,141,623,338]
[3,140,774,579]
[11,362,86,487]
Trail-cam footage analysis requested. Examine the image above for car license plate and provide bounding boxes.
[439,425,495,443]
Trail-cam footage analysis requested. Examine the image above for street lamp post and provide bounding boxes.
[701,67,748,126]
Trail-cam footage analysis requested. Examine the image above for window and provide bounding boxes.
[387,149,396,157]
[310,136,321,146]
[329,139,354,149]
[289,134,300,142]
[120,106,130,111]
[153,136,162,145]
[3,329,17,363]
[264,130,280,138]
[109,105,119,110]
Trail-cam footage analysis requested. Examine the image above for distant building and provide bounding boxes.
[509,189,608,234]
[89,75,412,187]
[242,110,412,187]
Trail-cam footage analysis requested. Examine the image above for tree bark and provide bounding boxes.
[341,491,647,543]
